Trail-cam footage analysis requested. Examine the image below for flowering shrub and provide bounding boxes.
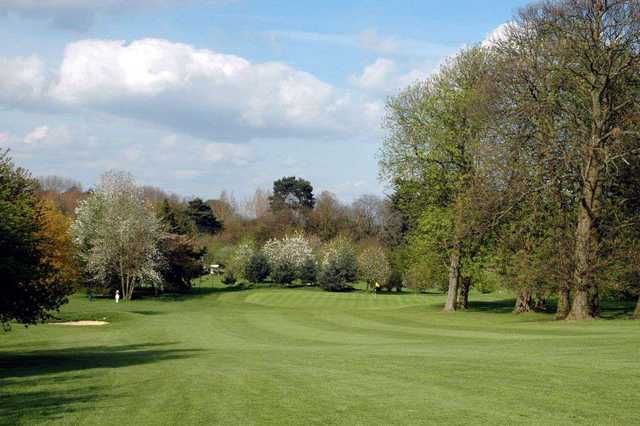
[262,233,314,283]
[228,241,255,279]
[357,247,392,291]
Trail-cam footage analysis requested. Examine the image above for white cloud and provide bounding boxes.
[0,0,233,31]
[0,38,376,142]
[350,58,431,95]
[0,56,51,108]
[23,125,72,145]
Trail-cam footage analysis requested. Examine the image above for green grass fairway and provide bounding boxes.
[1,280,639,425]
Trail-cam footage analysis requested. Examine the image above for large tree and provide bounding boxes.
[187,198,222,234]
[269,176,315,212]
[0,152,73,328]
[381,46,498,311]
[497,0,640,319]
[73,171,163,301]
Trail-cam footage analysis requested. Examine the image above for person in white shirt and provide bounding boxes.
[115,290,120,303]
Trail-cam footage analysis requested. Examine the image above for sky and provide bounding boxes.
[0,0,530,202]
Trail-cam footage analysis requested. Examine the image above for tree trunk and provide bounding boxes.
[444,244,461,312]
[568,136,603,320]
[120,272,126,302]
[513,290,533,314]
[458,277,471,310]
[556,286,571,320]
[633,297,640,320]
[127,276,135,301]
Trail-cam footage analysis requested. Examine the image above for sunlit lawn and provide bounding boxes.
[1,277,638,425]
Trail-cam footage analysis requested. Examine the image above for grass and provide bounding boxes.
[1,277,639,425]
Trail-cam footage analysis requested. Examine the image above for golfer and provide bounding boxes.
[115,290,120,304]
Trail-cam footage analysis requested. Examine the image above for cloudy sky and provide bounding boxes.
[0,0,528,201]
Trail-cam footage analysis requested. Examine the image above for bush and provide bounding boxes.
[318,238,357,291]
[244,252,271,283]
[299,257,318,284]
[384,269,404,292]
[271,262,297,285]
[221,271,237,286]
[357,246,391,291]
[228,240,255,279]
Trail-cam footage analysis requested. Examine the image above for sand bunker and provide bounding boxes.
[53,320,109,326]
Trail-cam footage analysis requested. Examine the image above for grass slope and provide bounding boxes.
[1,279,638,425]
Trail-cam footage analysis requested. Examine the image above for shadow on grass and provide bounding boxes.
[464,297,636,319]
[0,342,202,380]
[466,299,518,314]
[599,299,637,320]
[0,342,202,424]
[0,384,108,424]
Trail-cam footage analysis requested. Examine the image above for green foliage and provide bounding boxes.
[0,151,72,327]
[187,198,222,234]
[158,234,205,293]
[384,269,404,292]
[244,251,271,283]
[269,176,315,211]
[227,240,255,279]
[158,199,194,235]
[318,238,358,291]
[299,257,318,284]
[271,262,297,285]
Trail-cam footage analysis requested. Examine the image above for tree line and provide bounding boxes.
[381,0,640,320]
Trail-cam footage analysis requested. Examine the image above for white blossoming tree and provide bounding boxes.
[262,233,315,284]
[357,246,391,292]
[73,171,162,301]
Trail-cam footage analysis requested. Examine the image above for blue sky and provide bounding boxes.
[0,0,529,203]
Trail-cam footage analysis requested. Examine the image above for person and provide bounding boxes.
[115,290,120,304]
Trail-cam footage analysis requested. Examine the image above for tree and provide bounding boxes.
[381,46,497,312]
[158,233,205,293]
[496,0,640,319]
[351,195,384,240]
[37,199,82,289]
[227,241,256,280]
[158,199,193,235]
[263,233,315,283]
[269,176,315,212]
[0,152,72,328]
[306,191,348,241]
[188,198,222,234]
[358,246,392,292]
[73,171,163,301]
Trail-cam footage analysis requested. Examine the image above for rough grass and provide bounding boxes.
[1,278,638,425]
